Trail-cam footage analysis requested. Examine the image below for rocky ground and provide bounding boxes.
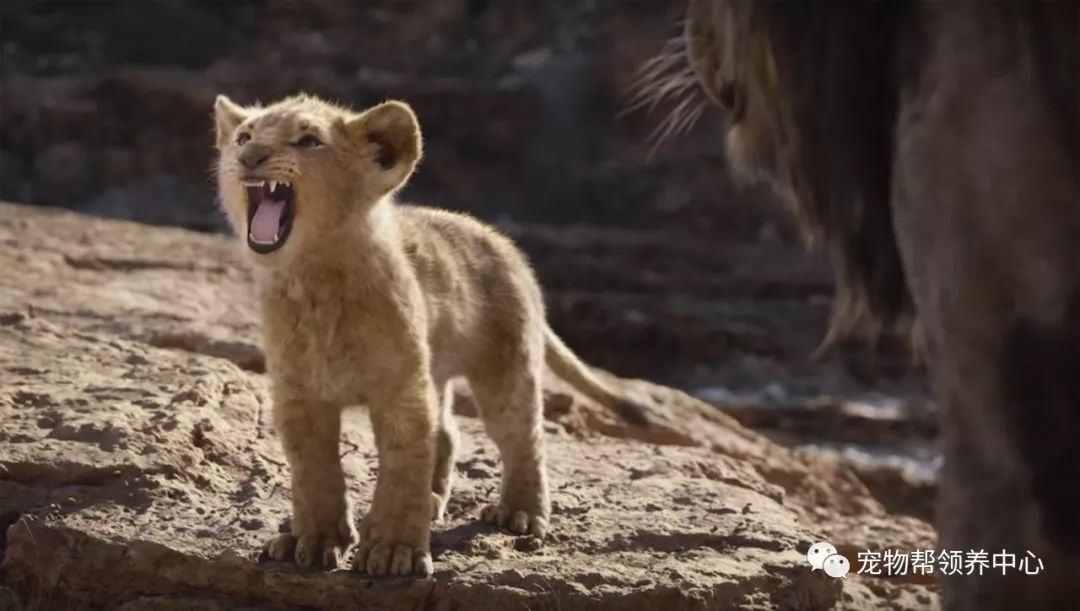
[0,203,938,609]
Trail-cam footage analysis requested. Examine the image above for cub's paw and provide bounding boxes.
[262,511,357,569]
[353,517,433,577]
[263,530,355,569]
[479,503,549,539]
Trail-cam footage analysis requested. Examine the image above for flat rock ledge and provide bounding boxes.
[0,204,936,610]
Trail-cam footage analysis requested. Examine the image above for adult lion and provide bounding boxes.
[681,1,1079,609]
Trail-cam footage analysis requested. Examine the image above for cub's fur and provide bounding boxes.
[213,93,647,576]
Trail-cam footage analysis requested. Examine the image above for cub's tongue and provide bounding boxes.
[249,198,285,243]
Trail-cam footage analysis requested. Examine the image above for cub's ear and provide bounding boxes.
[213,95,251,149]
[343,101,423,193]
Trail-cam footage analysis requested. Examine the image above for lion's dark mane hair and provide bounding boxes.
[664,1,1078,355]
[669,4,1080,605]
[683,0,916,350]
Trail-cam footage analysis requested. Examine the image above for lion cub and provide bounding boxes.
[213,93,647,576]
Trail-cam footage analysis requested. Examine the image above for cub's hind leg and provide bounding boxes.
[431,379,460,522]
[469,358,550,538]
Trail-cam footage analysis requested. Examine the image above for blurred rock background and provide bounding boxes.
[2,0,765,233]
[0,0,935,507]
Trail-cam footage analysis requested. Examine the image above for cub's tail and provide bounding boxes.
[544,325,651,427]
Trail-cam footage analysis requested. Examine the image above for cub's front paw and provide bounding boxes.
[354,513,433,576]
[262,510,357,569]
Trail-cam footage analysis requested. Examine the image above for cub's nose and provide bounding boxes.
[240,144,271,170]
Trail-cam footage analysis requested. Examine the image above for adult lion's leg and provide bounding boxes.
[893,4,1080,608]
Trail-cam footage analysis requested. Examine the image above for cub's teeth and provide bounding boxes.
[269,180,278,192]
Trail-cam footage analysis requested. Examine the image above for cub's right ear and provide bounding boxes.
[214,95,250,149]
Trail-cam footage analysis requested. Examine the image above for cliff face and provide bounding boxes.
[0,203,936,609]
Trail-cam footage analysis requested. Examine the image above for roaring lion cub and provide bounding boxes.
[213,93,647,576]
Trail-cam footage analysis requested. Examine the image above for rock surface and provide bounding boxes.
[0,203,936,609]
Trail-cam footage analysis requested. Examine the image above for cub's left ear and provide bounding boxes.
[344,101,423,193]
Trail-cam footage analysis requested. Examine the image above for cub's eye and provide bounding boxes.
[236,132,251,145]
[295,135,322,148]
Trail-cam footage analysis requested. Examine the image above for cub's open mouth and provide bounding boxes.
[245,179,294,254]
